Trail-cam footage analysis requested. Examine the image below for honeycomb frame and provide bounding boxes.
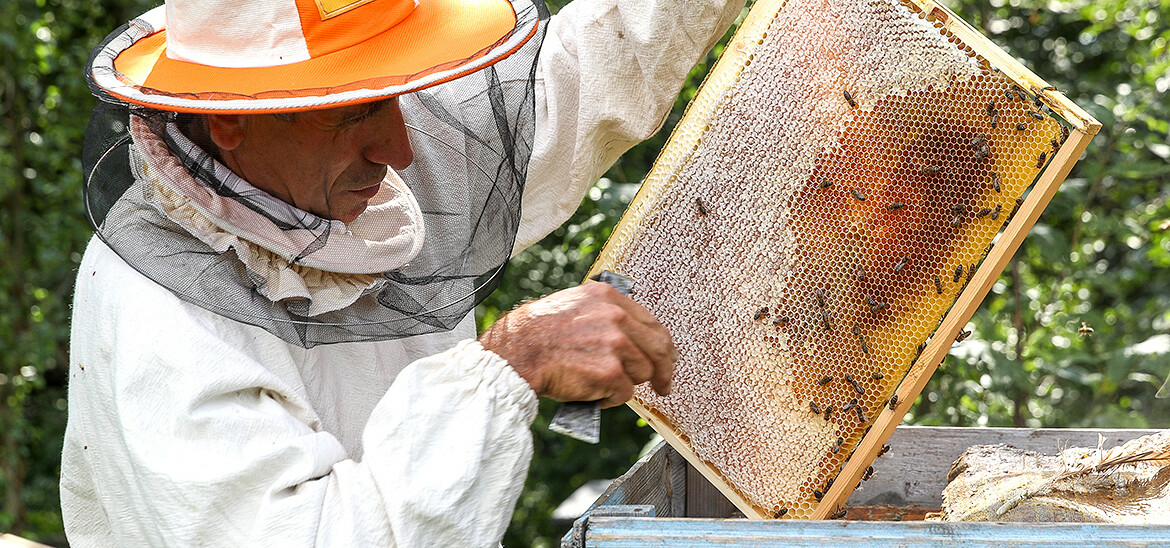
[587,0,1101,520]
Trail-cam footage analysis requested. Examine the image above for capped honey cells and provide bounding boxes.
[588,0,1079,520]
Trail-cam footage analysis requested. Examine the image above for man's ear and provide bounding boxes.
[206,114,246,151]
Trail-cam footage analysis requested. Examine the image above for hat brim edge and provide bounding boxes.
[89,0,539,114]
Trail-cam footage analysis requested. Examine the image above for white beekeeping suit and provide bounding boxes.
[61,0,744,545]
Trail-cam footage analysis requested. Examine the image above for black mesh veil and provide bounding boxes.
[82,0,548,348]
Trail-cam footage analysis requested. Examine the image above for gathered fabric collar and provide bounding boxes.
[128,117,426,316]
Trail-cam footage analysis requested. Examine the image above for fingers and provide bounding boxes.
[583,280,665,330]
[603,311,674,396]
[481,282,678,404]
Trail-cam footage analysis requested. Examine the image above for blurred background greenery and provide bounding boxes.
[0,0,1166,545]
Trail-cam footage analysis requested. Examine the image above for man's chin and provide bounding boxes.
[337,202,369,224]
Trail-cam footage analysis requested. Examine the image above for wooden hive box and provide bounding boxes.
[561,427,1170,547]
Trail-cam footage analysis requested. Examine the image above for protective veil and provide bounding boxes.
[82,0,547,347]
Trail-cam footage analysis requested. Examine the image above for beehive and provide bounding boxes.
[587,0,1100,520]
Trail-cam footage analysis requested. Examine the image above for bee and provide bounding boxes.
[894,256,909,273]
[842,399,857,412]
[888,394,899,410]
[870,301,887,313]
[992,172,1001,193]
[872,372,884,380]
[1016,88,1029,102]
[955,329,971,343]
[815,288,826,307]
[857,265,867,282]
[1050,138,1061,155]
[953,264,963,283]
[974,148,986,161]
[855,406,867,423]
[971,134,987,148]
[1079,322,1094,336]
[916,342,926,357]
[986,100,996,116]
[991,204,1002,220]
[810,401,821,414]
[773,315,790,326]
[1061,125,1071,142]
[820,179,834,189]
[819,375,834,385]
[977,207,992,218]
[1029,111,1045,120]
[754,307,769,321]
[968,264,976,283]
[1036,151,1047,169]
[1003,88,1014,101]
[863,466,875,481]
[844,89,857,108]
[695,197,709,216]
[886,202,905,210]
[951,204,965,213]
[921,165,941,175]
[979,144,990,158]
[1016,122,1028,131]
[814,490,824,501]
[838,436,845,445]
[773,508,788,519]
[850,188,866,201]
[830,506,847,520]
[952,215,962,228]
[851,324,861,337]
[831,443,840,454]
[878,444,891,456]
[845,373,855,383]
[990,113,999,128]
[825,477,835,491]
[933,275,943,294]
[820,309,832,331]
[823,405,835,420]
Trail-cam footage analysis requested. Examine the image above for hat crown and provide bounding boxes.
[165,0,417,68]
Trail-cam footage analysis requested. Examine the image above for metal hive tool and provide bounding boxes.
[586,0,1100,520]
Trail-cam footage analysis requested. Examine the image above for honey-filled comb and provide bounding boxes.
[588,0,1099,519]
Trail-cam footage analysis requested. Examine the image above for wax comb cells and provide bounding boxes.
[589,0,1097,520]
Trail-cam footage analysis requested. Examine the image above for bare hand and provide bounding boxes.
[479,282,676,408]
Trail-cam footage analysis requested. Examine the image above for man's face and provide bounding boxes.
[211,98,414,224]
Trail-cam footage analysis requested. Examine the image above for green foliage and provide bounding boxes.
[0,0,154,540]
[0,0,1166,545]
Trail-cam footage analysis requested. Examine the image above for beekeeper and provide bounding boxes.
[61,0,742,544]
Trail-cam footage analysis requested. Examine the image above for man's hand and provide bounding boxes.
[479,282,677,408]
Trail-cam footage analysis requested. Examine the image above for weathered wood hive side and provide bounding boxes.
[587,0,1100,520]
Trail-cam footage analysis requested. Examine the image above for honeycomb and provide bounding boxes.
[589,0,1095,519]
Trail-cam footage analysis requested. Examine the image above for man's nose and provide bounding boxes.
[366,100,414,170]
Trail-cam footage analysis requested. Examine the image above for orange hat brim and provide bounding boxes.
[100,0,534,113]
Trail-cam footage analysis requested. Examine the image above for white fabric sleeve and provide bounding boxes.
[63,245,536,547]
[515,0,746,252]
